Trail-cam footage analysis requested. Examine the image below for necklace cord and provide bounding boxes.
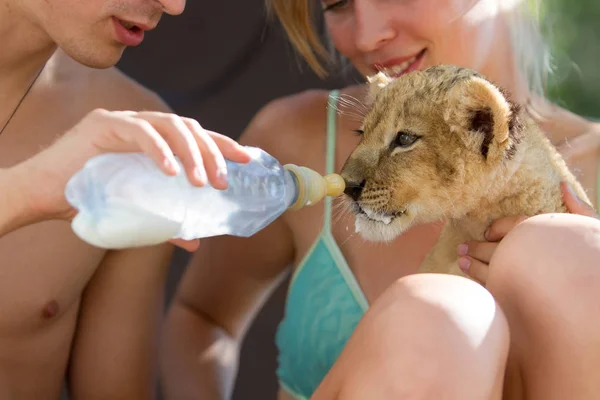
[0,62,46,136]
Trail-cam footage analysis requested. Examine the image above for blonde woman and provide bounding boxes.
[161,1,600,399]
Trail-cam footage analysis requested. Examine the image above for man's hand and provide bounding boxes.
[8,109,251,250]
[457,182,598,285]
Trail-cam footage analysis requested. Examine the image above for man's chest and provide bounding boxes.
[0,219,105,332]
[0,82,91,167]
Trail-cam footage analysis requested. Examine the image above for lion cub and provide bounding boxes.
[341,65,593,277]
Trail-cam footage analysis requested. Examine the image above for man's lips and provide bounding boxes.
[114,17,156,31]
[112,17,148,46]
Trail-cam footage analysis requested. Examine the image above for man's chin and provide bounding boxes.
[61,45,125,70]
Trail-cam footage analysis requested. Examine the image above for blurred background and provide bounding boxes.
[113,0,600,398]
[543,0,600,119]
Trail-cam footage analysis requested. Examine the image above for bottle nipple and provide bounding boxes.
[284,164,346,211]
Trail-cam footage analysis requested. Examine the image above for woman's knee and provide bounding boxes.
[488,213,600,312]
[486,211,600,399]
[333,274,509,400]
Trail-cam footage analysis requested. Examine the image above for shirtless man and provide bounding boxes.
[0,0,249,398]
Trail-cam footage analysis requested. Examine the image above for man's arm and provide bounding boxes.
[67,244,173,399]
[0,166,38,237]
[60,59,179,399]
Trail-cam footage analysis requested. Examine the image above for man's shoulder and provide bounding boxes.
[86,67,171,112]
[46,50,172,114]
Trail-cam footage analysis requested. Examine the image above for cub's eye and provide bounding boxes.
[352,129,364,136]
[394,131,419,148]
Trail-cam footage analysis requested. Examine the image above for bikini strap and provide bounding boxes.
[324,89,340,233]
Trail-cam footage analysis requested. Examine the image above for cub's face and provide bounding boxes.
[341,65,522,242]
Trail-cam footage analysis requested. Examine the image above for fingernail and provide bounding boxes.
[166,158,180,174]
[194,167,207,185]
[217,165,228,185]
[458,257,471,273]
[457,243,468,256]
[483,228,491,241]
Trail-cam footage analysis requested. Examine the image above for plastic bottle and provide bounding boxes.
[64,146,345,249]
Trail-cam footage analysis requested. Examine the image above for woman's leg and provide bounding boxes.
[312,273,509,400]
[486,213,600,400]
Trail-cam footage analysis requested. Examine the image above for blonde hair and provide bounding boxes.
[266,0,552,96]
[265,0,329,77]
[506,0,551,97]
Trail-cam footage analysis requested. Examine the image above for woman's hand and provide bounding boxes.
[457,182,598,285]
[10,109,251,251]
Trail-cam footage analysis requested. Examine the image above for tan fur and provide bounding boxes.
[341,65,593,278]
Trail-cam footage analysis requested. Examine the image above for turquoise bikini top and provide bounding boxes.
[274,90,369,400]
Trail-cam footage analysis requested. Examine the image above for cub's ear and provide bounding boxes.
[366,71,393,105]
[445,75,522,160]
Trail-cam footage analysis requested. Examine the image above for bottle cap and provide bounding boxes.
[283,164,346,211]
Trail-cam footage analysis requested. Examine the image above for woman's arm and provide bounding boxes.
[160,220,294,399]
[159,96,310,399]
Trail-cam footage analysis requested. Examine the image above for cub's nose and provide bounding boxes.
[344,180,366,201]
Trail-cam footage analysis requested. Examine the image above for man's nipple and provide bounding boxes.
[41,300,60,319]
